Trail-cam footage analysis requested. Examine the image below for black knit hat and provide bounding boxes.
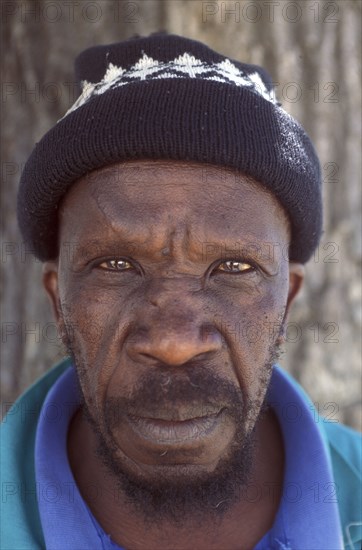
[17,33,322,263]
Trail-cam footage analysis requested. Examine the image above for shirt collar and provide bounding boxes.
[254,366,343,549]
[35,365,119,549]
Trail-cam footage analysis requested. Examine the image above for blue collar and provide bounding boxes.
[35,366,119,550]
[254,366,343,549]
[35,365,343,549]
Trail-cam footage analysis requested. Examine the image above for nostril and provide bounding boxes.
[126,322,223,367]
[128,338,221,368]
[139,352,162,364]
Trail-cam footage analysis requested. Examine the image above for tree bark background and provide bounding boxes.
[1,0,361,429]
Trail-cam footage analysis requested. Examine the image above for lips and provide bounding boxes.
[126,409,225,444]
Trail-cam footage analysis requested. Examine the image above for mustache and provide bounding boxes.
[104,368,246,428]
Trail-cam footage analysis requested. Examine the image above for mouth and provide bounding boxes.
[126,409,226,445]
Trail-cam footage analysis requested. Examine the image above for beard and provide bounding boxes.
[63,324,282,527]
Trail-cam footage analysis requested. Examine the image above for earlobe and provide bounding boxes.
[43,261,61,323]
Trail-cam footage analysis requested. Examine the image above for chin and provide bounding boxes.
[89,410,259,525]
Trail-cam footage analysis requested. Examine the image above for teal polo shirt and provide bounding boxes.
[1,359,361,548]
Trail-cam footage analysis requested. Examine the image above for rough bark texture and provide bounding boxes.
[1,0,361,429]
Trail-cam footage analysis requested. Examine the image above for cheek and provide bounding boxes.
[57,280,137,408]
[215,279,288,390]
[59,273,134,344]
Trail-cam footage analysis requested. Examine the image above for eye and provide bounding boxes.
[215,260,255,274]
[98,259,134,271]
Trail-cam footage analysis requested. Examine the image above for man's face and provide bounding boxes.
[44,160,302,521]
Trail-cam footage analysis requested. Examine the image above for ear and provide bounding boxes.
[277,263,305,345]
[43,261,62,323]
[285,262,305,318]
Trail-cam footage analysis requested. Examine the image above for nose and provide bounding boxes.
[126,320,222,367]
[126,277,223,367]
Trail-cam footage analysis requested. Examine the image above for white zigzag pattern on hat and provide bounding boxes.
[61,52,277,120]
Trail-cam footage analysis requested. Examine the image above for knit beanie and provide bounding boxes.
[17,32,322,263]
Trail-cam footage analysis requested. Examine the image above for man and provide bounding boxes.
[1,33,361,549]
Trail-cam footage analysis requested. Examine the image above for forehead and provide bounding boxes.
[59,160,290,246]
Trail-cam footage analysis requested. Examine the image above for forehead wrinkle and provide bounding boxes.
[64,187,287,267]
[59,160,291,263]
[86,179,202,258]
